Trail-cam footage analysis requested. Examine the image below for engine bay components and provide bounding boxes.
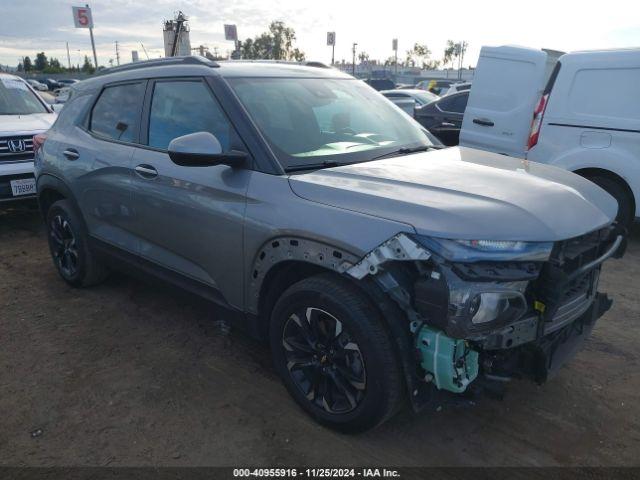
[416,325,479,393]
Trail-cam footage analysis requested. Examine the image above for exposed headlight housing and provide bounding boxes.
[413,236,553,263]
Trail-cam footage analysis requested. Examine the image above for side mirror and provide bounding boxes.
[167,132,247,168]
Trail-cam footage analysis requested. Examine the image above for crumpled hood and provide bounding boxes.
[0,113,56,136]
[288,147,617,241]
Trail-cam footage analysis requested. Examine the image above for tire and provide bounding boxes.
[587,175,634,229]
[269,274,404,433]
[45,199,108,287]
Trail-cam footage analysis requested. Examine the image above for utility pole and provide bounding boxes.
[66,42,72,69]
[392,38,398,76]
[115,40,120,66]
[352,42,357,77]
[86,4,98,69]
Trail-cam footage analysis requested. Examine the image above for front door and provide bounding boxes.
[129,78,251,309]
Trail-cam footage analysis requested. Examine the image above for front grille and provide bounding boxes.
[533,227,615,334]
[0,135,34,163]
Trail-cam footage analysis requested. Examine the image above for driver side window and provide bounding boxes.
[147,80,236,151]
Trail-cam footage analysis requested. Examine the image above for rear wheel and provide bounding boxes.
[45,199,107,287]
[269,274,404,433]
[586,175,634,229]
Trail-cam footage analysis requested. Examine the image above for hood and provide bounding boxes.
[288,147,617,242]
[0,113,56,136]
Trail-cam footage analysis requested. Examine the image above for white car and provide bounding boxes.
[442,81,472,96]
[460,45,640,227]
[380,89,440,116]
[26,79,48,91]
[0,74,57,202]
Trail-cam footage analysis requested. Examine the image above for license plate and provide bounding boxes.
[10,178,36,197]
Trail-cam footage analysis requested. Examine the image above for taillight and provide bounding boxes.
[33,133,47,155]
[527,93,549,151]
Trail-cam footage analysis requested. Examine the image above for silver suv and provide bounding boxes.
[35,57,625,432]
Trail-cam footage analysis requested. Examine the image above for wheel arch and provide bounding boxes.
[36,174,78,220]
[249,236,361,337]
[574,167,636,217]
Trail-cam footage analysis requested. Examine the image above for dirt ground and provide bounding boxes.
[1,203,639,467]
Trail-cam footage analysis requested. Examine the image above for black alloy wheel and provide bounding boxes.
[282,306,366,414]
[49,214,79,278]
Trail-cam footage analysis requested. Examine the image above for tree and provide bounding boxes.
[44,57,65,73]
[443,40,456,69]
[23,56,33,71]
[358,51,369,64]
[406,43,433,69]
[17,62,23,72]
[35,52,48,71]
[81,55,95,74]
[241,21,305,61]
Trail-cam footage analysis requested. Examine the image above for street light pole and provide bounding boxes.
[352,42,357,77]
[86,4,98,69]
[66,42,72,70]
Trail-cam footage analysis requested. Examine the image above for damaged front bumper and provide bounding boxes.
[346,226,624,407]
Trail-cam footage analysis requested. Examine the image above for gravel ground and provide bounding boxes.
[1,203,639,467]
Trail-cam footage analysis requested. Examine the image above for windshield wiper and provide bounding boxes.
[370,144,443,161]
[285,160,344,173]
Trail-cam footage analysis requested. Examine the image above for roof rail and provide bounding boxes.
[96,55,219,76]
[217,59,330,68]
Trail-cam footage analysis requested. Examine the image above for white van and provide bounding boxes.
[460,46,640,227]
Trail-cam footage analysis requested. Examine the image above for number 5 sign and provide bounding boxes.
[72,6,94,28]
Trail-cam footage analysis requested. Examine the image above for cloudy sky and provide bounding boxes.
[1,0,639,69]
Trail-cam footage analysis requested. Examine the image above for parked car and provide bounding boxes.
[0,74,56,202]
[55,87,71,104]
[57,79,80,86]
[460,45,640,227]
[26,79,48,91]
[35,57,624,432]
[414,90,469,145]
[381,89,439,116]
[442,81,472,96]
[37,78,62,91]
[364,78,395,91]
[381,89,439,107]
[416,79,455,95]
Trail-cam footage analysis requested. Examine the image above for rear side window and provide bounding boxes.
[438,93,468,113]
[147,80,238,151]
[90,82,145,143]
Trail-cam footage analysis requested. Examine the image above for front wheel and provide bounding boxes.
[269,274,404,433]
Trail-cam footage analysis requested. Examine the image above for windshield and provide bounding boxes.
[0,77,48,115]
[230,77,435,170]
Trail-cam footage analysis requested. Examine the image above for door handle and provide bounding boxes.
[62,148,80,160]
[473,118,494,127]
[440,122,456,127]
[134,164,158,179]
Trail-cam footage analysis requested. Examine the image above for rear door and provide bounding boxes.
[68,81,146,254]
[459,46,549,157]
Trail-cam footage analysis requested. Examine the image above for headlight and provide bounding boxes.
[412,235,553,263]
